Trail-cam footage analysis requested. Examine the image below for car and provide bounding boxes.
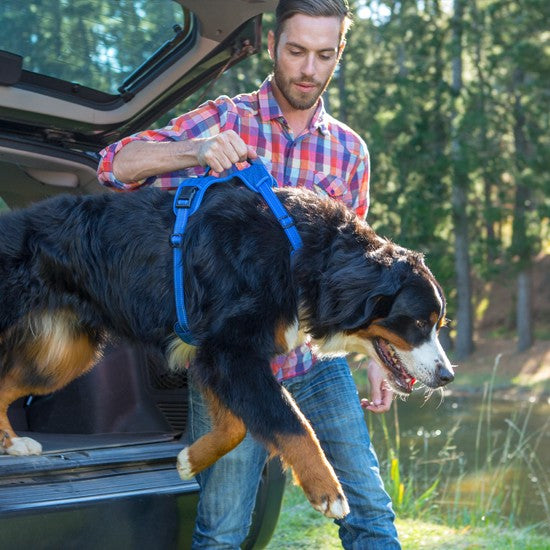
[0,1,285,548]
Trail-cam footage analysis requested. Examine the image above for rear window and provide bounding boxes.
[0,0,190,95]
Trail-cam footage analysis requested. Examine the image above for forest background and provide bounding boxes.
[173,0,550,362]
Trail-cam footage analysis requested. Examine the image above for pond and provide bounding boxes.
[362,383,550,531]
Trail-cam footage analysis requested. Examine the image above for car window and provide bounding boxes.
[0,0,191,95]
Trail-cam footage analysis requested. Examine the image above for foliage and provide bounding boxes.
[2,0,187,95]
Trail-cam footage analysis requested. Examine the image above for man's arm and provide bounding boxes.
[112,131,257,184]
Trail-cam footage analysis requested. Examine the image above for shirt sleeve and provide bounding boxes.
[349,140,370,219]
[96,97,233,190]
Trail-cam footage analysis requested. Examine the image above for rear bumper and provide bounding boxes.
[0,437,199,548]
[0,434,285,549]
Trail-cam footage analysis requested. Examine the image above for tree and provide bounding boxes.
[450,0,473,358]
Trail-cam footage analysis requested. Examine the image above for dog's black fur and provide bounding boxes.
[0,181,453,516]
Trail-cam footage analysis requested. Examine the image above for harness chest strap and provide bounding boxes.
[170,158,303,345]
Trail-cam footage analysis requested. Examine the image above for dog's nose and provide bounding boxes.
[436,362,454,386]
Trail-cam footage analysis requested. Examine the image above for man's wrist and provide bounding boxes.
[171,139,202,168]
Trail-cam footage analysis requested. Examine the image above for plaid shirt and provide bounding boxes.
[97,77,370,381]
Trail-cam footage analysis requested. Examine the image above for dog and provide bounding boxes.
[0,180,454,518]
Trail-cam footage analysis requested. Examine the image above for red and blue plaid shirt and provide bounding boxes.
[98,77,370,381]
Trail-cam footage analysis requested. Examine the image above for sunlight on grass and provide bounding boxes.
[267,484,550,549]
[265,482,340,549]
[396,518,550,549]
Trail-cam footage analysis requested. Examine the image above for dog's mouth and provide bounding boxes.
[373,338,416,394]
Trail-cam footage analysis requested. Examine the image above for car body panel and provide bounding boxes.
[0,2,284,547]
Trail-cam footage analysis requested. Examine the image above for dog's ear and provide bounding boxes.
[318,257,411,332]
[338,290,396,332]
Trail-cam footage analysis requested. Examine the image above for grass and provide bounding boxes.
[266,483,550,549]
[435,357,550,531]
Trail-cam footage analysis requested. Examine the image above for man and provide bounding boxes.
[97,1,400,547]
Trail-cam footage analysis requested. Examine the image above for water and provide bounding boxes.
[364,388,550,530]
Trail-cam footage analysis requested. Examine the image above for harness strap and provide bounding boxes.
[170,158,303,345]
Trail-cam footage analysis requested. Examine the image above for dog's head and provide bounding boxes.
[307,242,455,395]
[356,274,453,395]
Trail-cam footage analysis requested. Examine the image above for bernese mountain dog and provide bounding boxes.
[0,181,454,518]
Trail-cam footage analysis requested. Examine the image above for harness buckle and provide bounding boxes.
[278,214,295,230]
[174,185,198,209]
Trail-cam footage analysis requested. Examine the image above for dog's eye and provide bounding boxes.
[415,319,428,330]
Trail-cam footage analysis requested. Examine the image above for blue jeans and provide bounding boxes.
[188,358,400,549]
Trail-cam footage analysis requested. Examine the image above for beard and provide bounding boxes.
[272,59,333,111]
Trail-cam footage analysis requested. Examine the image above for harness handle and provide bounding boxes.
[202,157,263,177]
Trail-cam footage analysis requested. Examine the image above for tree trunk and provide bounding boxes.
[337,54,348,126]
[512,69,534,351]
[516,268,533,352]
[451,0,473,359]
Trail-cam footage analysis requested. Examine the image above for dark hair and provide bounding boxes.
[274,0,353,46]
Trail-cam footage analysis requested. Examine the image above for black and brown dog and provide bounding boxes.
[0,181,454,517]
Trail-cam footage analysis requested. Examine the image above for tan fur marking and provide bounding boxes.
[0,311,101,451]
[261,387,347,517]
[185,390,246,474]
[167,335,197,371]
[0,370,36,449]
[356,322,414,351]
[274,322,289,354]
[25,331,99,390]
[272,431,347,516]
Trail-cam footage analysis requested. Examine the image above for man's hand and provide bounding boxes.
[197,130,258,172]
[360,359,393,414]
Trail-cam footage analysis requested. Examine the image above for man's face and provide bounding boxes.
[268,14,344,111]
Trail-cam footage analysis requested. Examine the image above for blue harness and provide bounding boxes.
[170,158,303,345]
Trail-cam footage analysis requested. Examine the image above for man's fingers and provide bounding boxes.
[227,132,249,161]
[369,380,383,407]
[198,131,254,170]
[380,381,394,410]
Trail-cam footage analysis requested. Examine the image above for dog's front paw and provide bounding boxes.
[310,490,350,519]
[6,437,43,456]
[176,447,196,480]
[295,470,350,518]
[313,493,350,518]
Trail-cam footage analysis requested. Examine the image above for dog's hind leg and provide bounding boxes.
[176,388,247,479]
[260,386,350,518]
[0,370,43,455]
[180,347,349,519]
[0,311,103,455]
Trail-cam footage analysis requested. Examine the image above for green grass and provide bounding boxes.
[266,483,550,549]
[265,482,340,549]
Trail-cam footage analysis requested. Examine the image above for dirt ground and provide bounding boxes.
[459,336,550,386]
[455,254,550,396]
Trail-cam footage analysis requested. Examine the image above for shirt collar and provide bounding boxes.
[258,77,329,136]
